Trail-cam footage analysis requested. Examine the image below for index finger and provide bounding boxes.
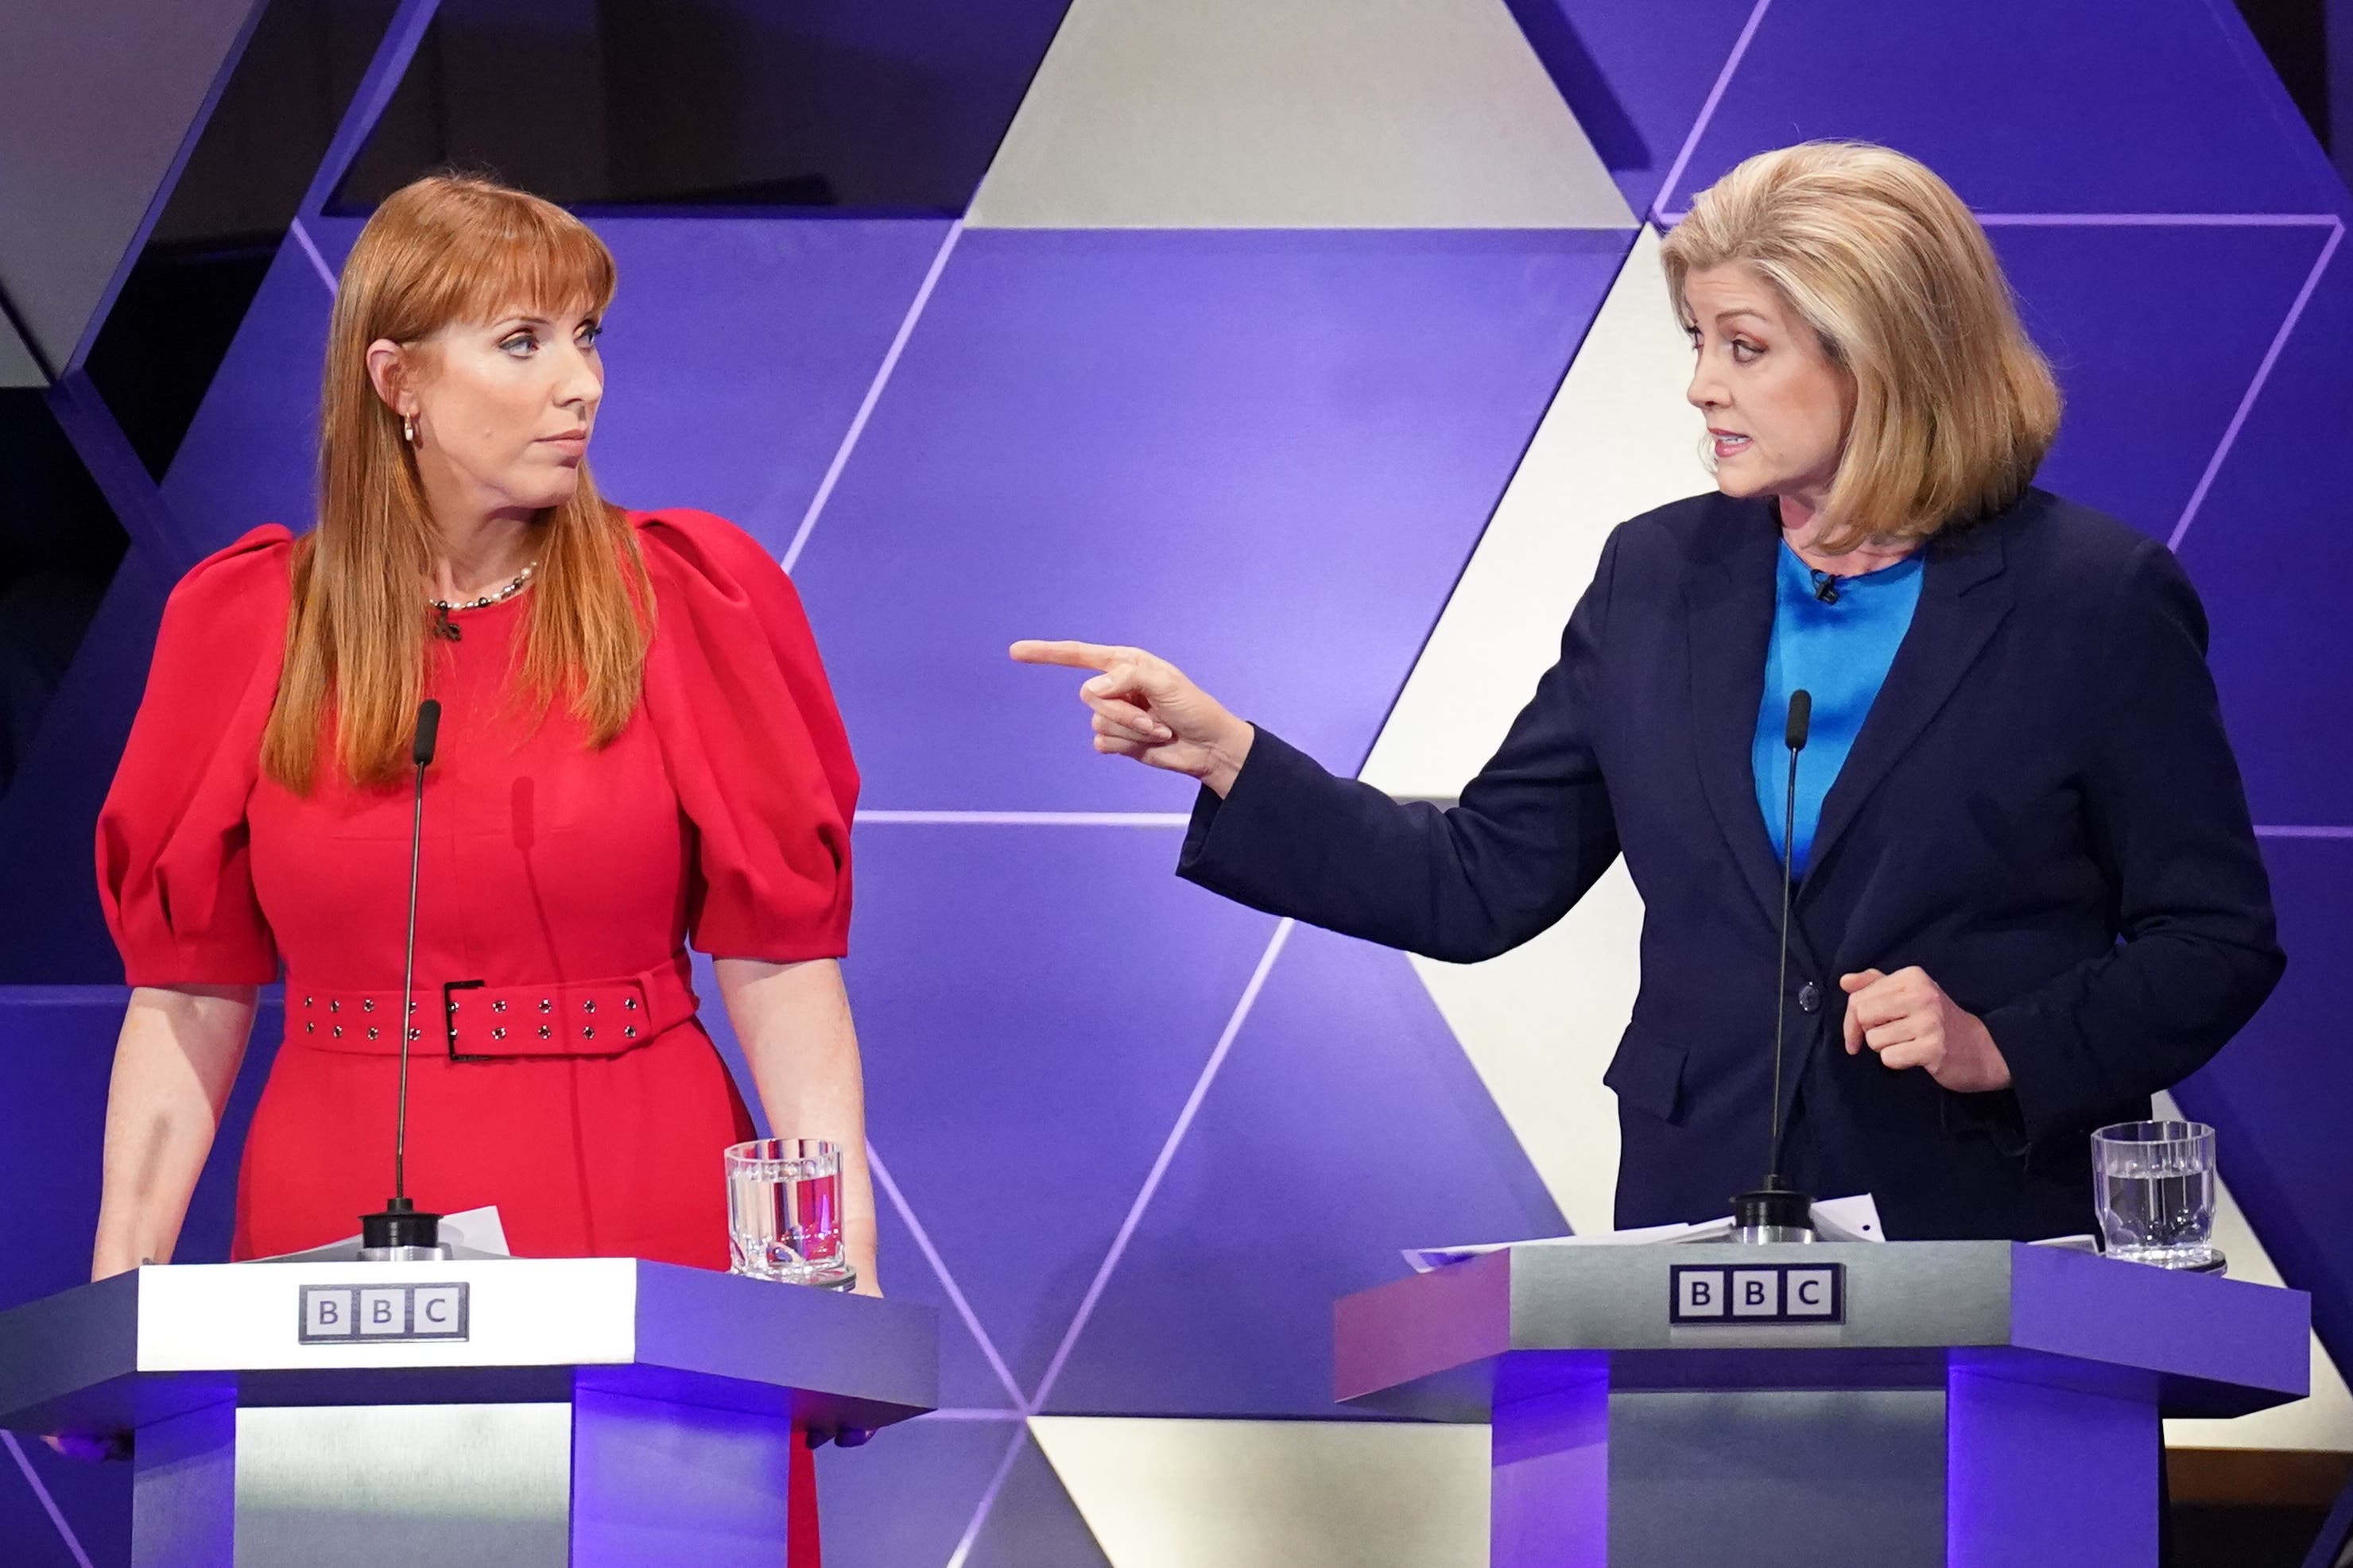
[1010,639,1125,671]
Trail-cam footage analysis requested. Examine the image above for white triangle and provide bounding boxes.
[1029,1416,1487,1566]
[1359,226,1704,1234]
[968,0,1634,229]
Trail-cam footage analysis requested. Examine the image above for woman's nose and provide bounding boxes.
[556,351,602,411]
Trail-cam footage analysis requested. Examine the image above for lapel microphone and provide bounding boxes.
[360,698,452,1261]
[1733,688,1816,1243]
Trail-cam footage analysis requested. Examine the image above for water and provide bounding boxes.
[726,1140,845,1283]
[2095,1165,2215,1266]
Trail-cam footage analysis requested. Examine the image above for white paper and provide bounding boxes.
[245,1205,513,1264]
[1403,1193,1884,1272]
[2027,1233,2100,1252]
[1808,1194,1885,1243]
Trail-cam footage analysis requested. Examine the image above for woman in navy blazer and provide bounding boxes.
[1014,142,2282,1243]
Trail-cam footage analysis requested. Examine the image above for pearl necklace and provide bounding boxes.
[429,562,536,641]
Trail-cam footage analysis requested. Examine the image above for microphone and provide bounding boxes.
[360,699,452,1261]
[1811,571,1839,604]
[1733,689,1816,1244]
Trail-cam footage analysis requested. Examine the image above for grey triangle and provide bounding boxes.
[0,0,259,369]
[969,0,1635,229]
[0,311,41,388]
[963,1430,1113,1567]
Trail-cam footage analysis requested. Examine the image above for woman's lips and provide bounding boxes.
[1711,430,1752,459]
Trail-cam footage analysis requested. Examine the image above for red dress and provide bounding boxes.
[97,508,855,1564]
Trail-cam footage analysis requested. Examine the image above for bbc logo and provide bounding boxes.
[1669,1263,1843,1325]
[299,1282,470,1343]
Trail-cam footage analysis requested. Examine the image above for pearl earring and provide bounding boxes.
[402,416,416,443]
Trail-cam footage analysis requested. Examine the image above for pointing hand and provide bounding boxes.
[1009,641,1255,796]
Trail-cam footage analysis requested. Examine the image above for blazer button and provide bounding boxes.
[1797,981,1823,1014]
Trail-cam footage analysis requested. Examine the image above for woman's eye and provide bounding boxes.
[1731,339,1762,362]
[500,333,536,355]
[577,322,603,347]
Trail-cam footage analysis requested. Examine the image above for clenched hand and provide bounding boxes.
[1839,966,2011,1094]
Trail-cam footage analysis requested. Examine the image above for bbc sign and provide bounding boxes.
[299,1282,471,1343]
[1669,1262,1844,1325]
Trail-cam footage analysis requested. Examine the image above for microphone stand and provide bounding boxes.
[359,699,452,1262]
[1733,689,1816,1245]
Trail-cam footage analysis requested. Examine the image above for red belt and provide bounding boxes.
[288,953,699,1060]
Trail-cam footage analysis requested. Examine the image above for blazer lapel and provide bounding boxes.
[1683,502,1805,954]
[1802,517,2014,891]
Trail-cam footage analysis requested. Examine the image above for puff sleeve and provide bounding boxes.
[95,526,295,986]
[637,509,859,962]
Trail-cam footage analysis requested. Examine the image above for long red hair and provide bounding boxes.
[262,173,650,792]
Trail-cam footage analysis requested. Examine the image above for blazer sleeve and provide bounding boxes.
[96,526,294,986]
[638,509,858,963]
[1177,528,1626,963]
[1986,538,2285,1140]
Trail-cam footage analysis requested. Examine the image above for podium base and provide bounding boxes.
[1492,1368,2160,1567]
[138,1392,803,1567]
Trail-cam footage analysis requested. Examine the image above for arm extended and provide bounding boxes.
[1014,532,1627,964]
[1177,533,1626,962]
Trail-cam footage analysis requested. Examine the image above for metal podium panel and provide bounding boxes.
[234,1403,572,1568]
[1608,1388,1949,1568]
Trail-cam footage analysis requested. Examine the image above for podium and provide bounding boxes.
[1335,1241,2309,1567]
[0,1258,937,1566]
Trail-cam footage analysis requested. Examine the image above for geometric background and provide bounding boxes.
[1,1,2349,1563]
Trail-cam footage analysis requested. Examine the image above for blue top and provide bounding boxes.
[1754,541,1925,877]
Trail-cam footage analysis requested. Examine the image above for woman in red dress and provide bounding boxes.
[86,174,868,1560]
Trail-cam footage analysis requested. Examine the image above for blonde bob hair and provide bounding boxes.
[263,172,650,792]
[1660,141,2060,554]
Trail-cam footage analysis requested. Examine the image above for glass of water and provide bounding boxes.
[726,1138,851,1287]
[2091,1121,2218,1268]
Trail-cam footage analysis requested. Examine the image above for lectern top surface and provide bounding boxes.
[1335,1241,2310,1423]
[0,1256,939,1439]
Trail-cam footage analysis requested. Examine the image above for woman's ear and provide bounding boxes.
[364,339,412,416]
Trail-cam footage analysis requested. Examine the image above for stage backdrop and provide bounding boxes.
[0,1,2347,1563]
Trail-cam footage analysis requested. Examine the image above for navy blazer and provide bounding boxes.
[1179,487,2284,1241]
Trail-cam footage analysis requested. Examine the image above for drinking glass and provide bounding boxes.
[726,1138,851,1287]
[2091,1121,2218,1268]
